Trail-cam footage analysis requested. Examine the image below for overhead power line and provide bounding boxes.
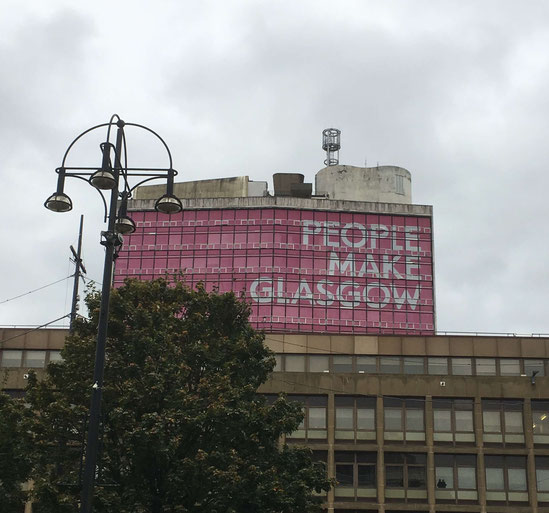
[0,275,74,306]
[0,314,71,344]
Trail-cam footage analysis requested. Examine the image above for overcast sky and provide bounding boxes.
[1,0,548,335]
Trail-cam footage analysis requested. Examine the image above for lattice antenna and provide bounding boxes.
[322,128,341,166]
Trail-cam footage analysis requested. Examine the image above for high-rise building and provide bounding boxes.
[2,155,549,513]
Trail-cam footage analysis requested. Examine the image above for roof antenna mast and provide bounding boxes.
[322,128,341,166]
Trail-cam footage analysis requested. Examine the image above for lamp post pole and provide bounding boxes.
[45,115,183,513]
[79,122,123,513]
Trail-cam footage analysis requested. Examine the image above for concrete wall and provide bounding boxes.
[315,165,412,203]
[128,195,431,217]
[133,176,251,200]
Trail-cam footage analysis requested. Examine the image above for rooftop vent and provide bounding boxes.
[273,173,312,198]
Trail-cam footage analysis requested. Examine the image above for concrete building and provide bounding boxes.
[3,164,549,512]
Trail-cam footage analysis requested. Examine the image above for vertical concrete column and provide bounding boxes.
[376,395,385,512]
[327,392,335,509]
[474,397,487,512]
[524,399,538,512]
[425,395,435,513]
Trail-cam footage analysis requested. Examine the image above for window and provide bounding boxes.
[384,398,425,442]
[335,452,376,500]
[24,350,46,368]
[428,357,448,375]
[385,453,427,501]
[285,354,305,372]
[403,357,424,374]
[1,350,22,368]
[532,400,549,443]
[48,350,63,363]
[536,456,549,504]
[451,358,472,376]
[287,395,327,441]
[395,174,405,195]
[475,358,496,376]
[356,356,376,374]
[482,400,524,444]
[500,359,521,376]
[485,455,528,503]
[432,398,474,444]
[335,396,376,441]
[309,355,329,373]
[273,354,282,371]
[435,454,477,502]
[524,359,545,377]
[333,355,353,373]
[380,356,401,374]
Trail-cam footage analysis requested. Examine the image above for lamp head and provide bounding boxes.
[115,215,136,235]
[44,192,73,213]
[155,193,182,214]
[90,169,116,190]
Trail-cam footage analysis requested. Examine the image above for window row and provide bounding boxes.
[283,396,549,445]
[0,349,62,368]
[274,353,548,377]
[332,452,547,505]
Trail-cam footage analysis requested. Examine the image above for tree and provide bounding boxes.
[27,278,331,513]
[0,390,32,510]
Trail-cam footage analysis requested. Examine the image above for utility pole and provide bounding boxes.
[70,215,87,331]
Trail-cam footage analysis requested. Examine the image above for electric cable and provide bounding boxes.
[0,275,74,305]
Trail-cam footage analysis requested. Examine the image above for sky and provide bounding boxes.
[1,0,548,335]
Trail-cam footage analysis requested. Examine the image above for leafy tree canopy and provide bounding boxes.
[27,278,330,513]
[0,390,32,511]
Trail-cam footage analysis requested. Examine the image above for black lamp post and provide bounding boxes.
[44,114,182,513]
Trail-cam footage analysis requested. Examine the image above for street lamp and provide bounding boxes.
[44,114,182,513]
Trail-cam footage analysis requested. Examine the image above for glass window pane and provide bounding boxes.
[537,469,549,492]
[385,465,404,487]
[308,407,326,429]
[48,350,63,363]
[500,359,521,376]
[24,350,46,368]
[476,358,496,375]
[1,350,22,368]
[458,467,476,490]
[428,357,448,375]
[485,467,504,490]
[451,357,472,375]
[309,355,329,373]
[274,354,282,371]
[504,411,523,433]
[356,356,377,373]
[357,465,376,487]
[403,357,424,374]
[380,356,401,374]
[408,466,426,488]
[436,466,454,489]
[483,411,501,433]
[336,464,354,486]
[357,408,375,430]
[525,359,545,377]
[336,407,354,429]
[533,411,549,434]
[384,409,402,431]
[508,468,527,491]
[455,410,474,432]
[285,355,305,372]
[333,355,353,372]
[406,409,424,431]
[434,410,451,432]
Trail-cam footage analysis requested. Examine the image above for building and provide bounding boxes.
[3,158,549,513]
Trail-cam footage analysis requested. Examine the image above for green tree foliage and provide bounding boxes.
[27,278,330,513]
[0,390,32,510]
